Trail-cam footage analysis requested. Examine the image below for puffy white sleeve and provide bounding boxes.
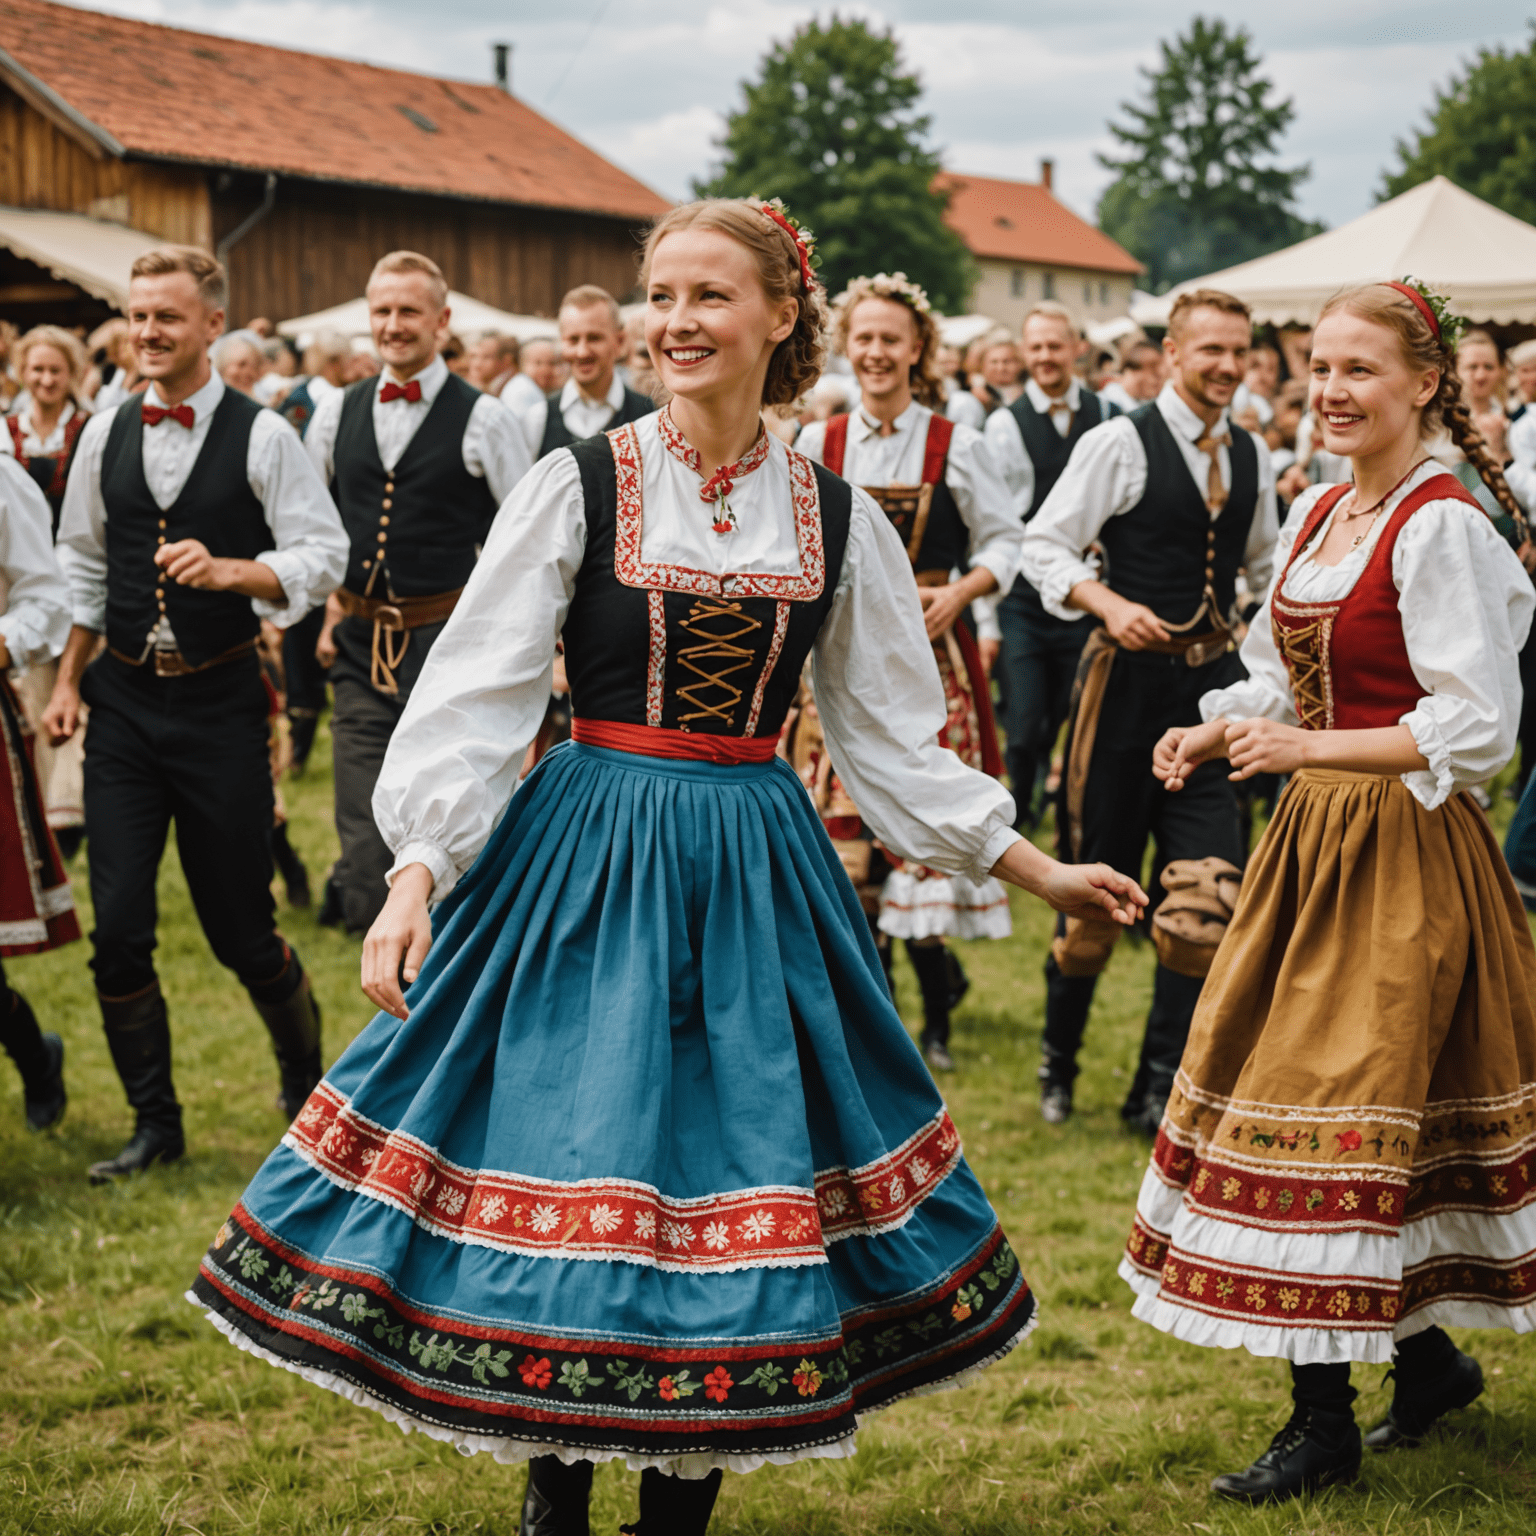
[1199,487,1330,727]
[1393,498,1534,808]
[946,392,985,431]
[372,450,587,900]
[946,423,1023,593]
[812,492,1021,882]
[0,458,71,668]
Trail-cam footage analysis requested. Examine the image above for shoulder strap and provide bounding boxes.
[1283,484,1353,578]
[567,433,617,538]
[5,417,22,457]
[920,412,954,487]
[823,413,849,477]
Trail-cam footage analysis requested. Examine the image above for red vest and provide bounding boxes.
[1271,473,1481,730]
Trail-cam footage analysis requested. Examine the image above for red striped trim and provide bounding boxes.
[823,412,849,477]
[920,412,954,487]
[572,718,778,764]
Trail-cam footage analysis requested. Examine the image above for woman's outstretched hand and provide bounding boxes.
[992,839,1147,926]
[361,862,435,1020]
[1154,718,1230,790]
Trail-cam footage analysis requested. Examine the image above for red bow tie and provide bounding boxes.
[379,380,423,404]
[142,402,195,428]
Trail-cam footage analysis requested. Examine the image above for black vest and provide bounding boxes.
[1099,404,1258,628]
[331,374,499,597]
[101,391,271,665]
[1009,389,1117,521]
[537,385,656,461]
[563,435,852,740]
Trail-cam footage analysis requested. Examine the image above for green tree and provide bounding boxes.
[695,16,973,311]
[1096,16,1322,292]
[1382,30,1536,222]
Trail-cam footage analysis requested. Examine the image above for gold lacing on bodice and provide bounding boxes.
[674,598,763,727]
[861,482,934,566]
[1270,592,1336,731]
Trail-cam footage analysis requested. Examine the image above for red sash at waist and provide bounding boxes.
[571,718,779,764]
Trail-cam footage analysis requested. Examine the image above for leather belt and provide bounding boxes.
[109,636,259,677]
[1138,627,1233,669]
[334,585,464,695]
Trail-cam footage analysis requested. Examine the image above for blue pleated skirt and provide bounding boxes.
[190,742,1034,1474]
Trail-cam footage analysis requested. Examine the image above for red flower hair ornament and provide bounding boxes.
[760,198,819,295]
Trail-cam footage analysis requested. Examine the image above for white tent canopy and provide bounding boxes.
[1136,177,1536,328]
[279,290,559,346]
[0,205,162,310]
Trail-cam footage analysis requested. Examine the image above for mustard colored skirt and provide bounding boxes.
[1121,769,1536,1363]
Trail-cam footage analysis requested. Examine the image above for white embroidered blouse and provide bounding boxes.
[1201,461,1535,808]
[374,410,1024,900]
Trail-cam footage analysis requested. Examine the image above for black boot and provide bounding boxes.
[288,709,320,776]
[271,822,311,908]
[1122,965,1203,1136]
[247,949,323,1121]
[1364,1327,1484,1450]
[316,875,345,929]
[622,1467,723,1535]
[0,991,66,1131]
[1212,1363,1360,1504]
[1040,954,1096,1124]
[519,1455,593,1536]
[89,984,184,1183]
[943,946,970,1010]
[907,941,954,1071]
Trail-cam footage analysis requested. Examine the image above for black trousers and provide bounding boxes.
[1043,648,1247,1105]
[281,606,330,746]
[81,651,285,997]
[997,579,1091,825]
[1518,627,1536,793]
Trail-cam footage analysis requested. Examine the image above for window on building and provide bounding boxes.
[1010,269,1024,298]
[1083,282,1092,305]
[1042,272,1055,300]
[1100,282,1109,306]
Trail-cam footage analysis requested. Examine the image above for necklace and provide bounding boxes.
[1337,460,1428,548]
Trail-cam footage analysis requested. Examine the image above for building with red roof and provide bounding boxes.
[936,166,1143,332]
[0,0,669,325]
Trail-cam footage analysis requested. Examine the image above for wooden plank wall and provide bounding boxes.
[214,176,649,325]
[0,87,210,247]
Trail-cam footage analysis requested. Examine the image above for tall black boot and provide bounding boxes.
[246,948,323,1121]
[288,709,320,776]
[271,822,311,908]
[0,989,66,1131]
[907,941,954,1071]
[1040,954,1097,1123]
[519,1455,593,1536]
[622,1468,723,1535]
[1212,1362,1360,1504]
[89,983,184,1183]
[1365,1326,1484,1450]
[1122,964,1204,1135]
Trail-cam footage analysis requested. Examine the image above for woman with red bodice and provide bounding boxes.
[1121,282,1536,1505]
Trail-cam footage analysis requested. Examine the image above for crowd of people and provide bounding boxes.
[2,207,1535,1529]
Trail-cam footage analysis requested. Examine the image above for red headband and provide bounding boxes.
[1381,281,1440,339]
[760,204,815,294]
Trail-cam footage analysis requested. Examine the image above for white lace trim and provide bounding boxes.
[876,872,1012,942]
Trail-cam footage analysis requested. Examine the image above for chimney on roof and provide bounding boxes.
[493,42,512,93]
[1040,158,1054,192]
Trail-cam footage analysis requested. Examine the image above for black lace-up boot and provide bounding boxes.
[620,1467,723,1535]
[1212,1363,1360,1503]
[518,1455,593,1535]
[1364,1326,1484,1450]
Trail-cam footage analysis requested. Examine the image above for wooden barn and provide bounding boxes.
[0,0,670,328]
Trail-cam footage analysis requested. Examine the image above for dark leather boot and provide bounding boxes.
[907,941,954,1070]
[248,951,323,1121]
[943,946,970,1010]
[288,709,319,775]
[1212,1405,1361,1503]
[519,1455,593,1536]
[622,1467,723,1535]
[89,984,184,1183]
[1365,1334,1484,1450]
[271,822,311,908]
[1,990,66,1131]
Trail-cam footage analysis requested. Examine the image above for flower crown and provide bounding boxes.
[759,198,819,294]
[831,272,934,320]
[1387,277,1465,351]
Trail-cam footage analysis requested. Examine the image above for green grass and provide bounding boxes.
[2,731,1533,1534]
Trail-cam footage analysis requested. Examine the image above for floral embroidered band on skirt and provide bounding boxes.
[1121,769,1536,1363]
[189,741,1036,1472]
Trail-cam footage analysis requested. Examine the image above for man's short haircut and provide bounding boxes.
[368,251,448,309]
[1509,339,1536,368]
[303,330,351,370]
[559,284,622,329]
[523,336,558,359]
[1021,300,1079,336]
[1167,288,1252,339]
[480,331,521,366]
[130,245,227,311]
[1121,338,1161,367]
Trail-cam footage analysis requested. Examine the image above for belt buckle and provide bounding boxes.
[153,649,185,678]
[376,604,405,631]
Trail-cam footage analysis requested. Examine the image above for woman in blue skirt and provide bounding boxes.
[189,198,1146,1534]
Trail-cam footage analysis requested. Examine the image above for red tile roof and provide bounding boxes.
[0,0,668,222]
[936,171,1143,276]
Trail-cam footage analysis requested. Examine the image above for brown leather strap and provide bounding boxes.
[334,586,464,695]
[108,636,259,677]
[1061,629,1118,860]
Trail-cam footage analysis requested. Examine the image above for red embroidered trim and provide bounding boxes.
[572,719,779,763]
[645,591,666,728]
[743,601,789,737]
[608,420,826,600]
[658,406,771,490]
[285,1088,961,1265]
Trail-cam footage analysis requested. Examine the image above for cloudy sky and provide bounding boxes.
[77,0,1534,229]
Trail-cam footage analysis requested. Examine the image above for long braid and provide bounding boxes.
[1438,355,1531,545]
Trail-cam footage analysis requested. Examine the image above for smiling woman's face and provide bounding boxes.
[1309,310,1440,459]
[645,228,796,407]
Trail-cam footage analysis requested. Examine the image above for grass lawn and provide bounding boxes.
[2,728,1533,1534]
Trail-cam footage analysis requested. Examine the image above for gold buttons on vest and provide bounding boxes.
[362,560,371,570]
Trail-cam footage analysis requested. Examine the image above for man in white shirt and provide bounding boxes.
[1020,287,1278,1135]
[502,337,560,416]
[305,251,531,934]
[43,245,349,1182]
[983,302,1120,828]
[1099,338,1164,415]
[520,286,655,460]
[468,333,521,398]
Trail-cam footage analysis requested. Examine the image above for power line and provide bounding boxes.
[545,0,616,108]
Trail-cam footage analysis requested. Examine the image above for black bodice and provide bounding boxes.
[562,428,853,740]
[537,386,657,461]
[1007,389,1117,521]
